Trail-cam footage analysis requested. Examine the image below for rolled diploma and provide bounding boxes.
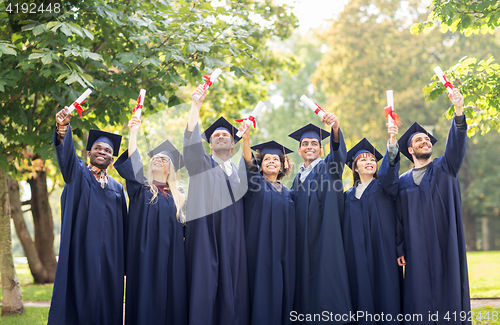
[59,88,92,121]
[300,95,335,127]
[386,90,394,126]
[236,100,266,137]
[134,89,147,118]
[433,66,453,95]
[193,68,223,100]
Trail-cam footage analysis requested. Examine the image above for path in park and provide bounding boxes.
[2,299,500,308]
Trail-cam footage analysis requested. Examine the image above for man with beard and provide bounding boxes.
[48,107,126,325]
[396,88,470,325]
[183,85,249,325]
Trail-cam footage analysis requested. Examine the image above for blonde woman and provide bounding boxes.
[114,116,187,325]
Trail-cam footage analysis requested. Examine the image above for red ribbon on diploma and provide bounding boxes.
[133,95,142,113]
[314,103,324,115]
[72,100,87,117]
[384,106,402,126]
[235,116,257,128]
[442,75,453,90]
[203,75,213,87]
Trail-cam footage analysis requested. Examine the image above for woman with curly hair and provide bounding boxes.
[114,116,187,325]
[238,124,296,325]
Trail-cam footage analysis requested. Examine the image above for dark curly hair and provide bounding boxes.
[254,152,293,181]
[352,152,379,186]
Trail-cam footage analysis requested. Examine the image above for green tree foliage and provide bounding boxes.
[0,0,299,172]
[312,0,500,161]
[250,32,328,187]
[411,0,500,135]
[308,0,500,248]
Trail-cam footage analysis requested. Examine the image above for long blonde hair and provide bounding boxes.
[145,154,186,223]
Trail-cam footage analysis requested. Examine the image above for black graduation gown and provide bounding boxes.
[291,130,353,324]
[183,123,250,325]
[396,118,470,324]
[48,125,126,325]
[343,149,402,324]
[114,149,188,325]
[243,164,296,325]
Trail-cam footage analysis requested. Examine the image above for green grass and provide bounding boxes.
[0,307,49,325]
[0,264,53,302]
[472,307,500,325]
[467,251,500,298]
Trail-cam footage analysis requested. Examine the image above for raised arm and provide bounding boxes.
[183,86,214,175]
[187,85,208,132]
[379,123,400,199]
[323,112,346,176]
[443,88,467,177]
[53,107,80,183]
[127,116,141,156]
[238,123,253,164]
[114,116,145,198]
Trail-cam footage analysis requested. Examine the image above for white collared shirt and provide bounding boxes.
[212,154,233,176]
[298,157,322,182]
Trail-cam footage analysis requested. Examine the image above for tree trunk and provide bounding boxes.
[463,207,477,252]
[481,217,490,251]
[0,168,25,316]
[7,176,48,284]
[28,169,57,283]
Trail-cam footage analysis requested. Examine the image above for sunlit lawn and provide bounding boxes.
[0,264,53,302]
[471,307,500,325]
[0,307,49,325]
[468,251,500,298]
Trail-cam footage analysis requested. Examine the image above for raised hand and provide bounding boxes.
[238,123,251,141]
[56,107,72,125]
[321,112,339,131]
[449,88,464,115]
[191,84,208,106]
[387,123,399,145]
[128,116,141,133]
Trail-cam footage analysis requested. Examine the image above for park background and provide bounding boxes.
[1,0,500,323]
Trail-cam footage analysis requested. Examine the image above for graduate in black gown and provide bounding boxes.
[114,116,188,325]
[48,107,127,325]
[183,85,249,325]
[343,123,402,325]
[396,88,470,325]
[239,123,296,325]
[288,116,353,324]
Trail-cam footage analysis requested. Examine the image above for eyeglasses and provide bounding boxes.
[152,156,171,163]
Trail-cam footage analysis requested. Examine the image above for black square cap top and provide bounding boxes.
[398,122,438,162]
[202,117,241,143]
[86,129,122,156]
[147,139,185,171]
[288,123,330,144]
[251,140,293,156]
[346,138,383,170]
